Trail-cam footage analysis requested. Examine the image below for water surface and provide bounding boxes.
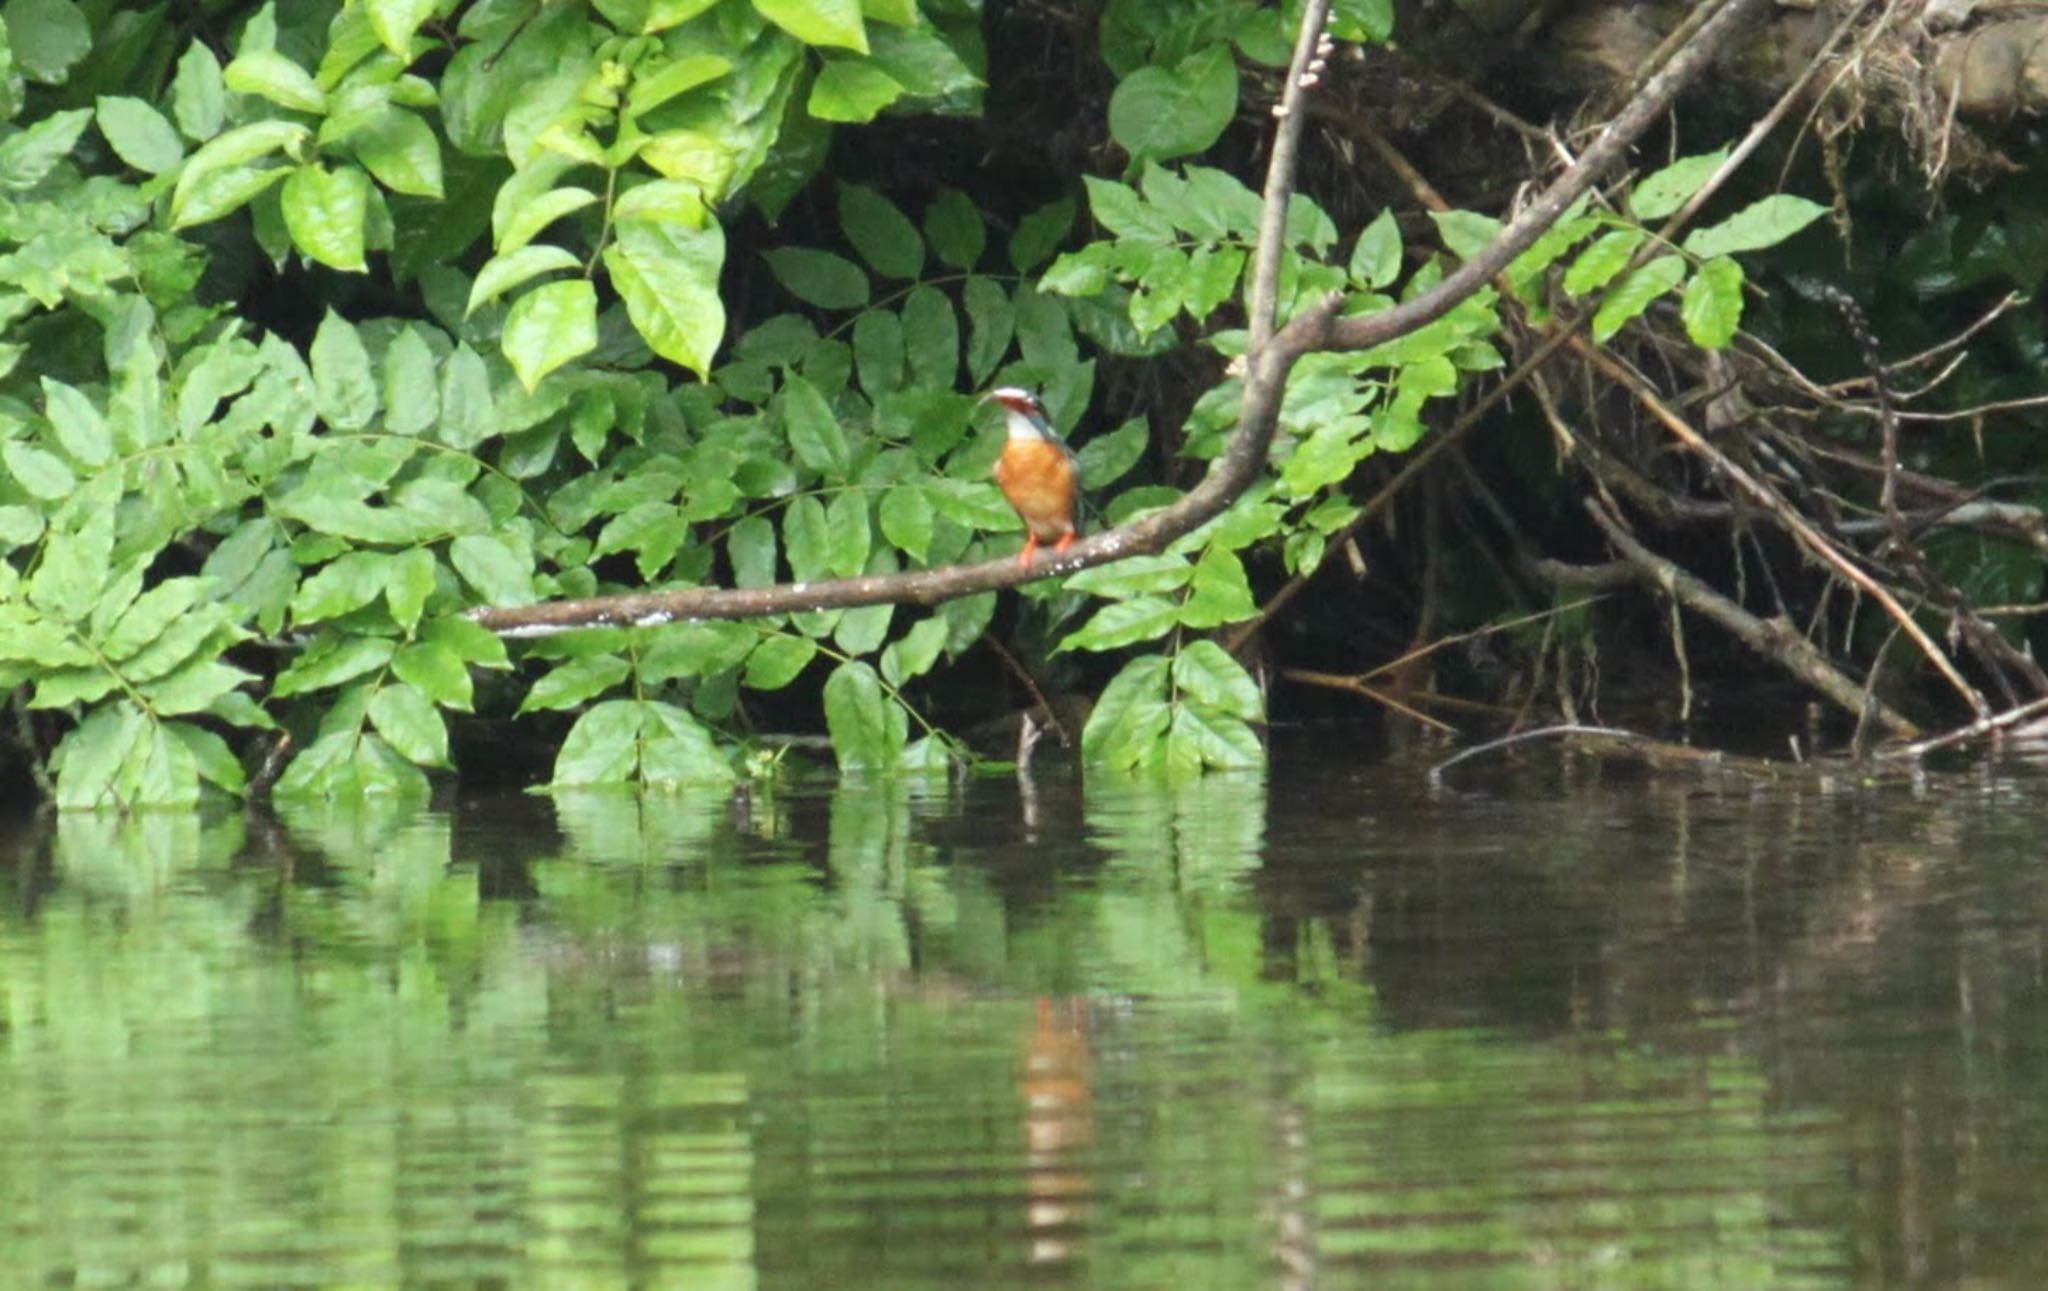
[4,749,2046,1287]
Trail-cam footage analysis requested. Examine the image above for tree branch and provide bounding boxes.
[471,0,1768,639]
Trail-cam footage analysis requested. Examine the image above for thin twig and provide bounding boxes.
[1580,344,1977,717]
[1878,695,2048,761]
[983,633,1069,747]
[1428,723,1647,787]
[1281,668,1458,732]
[1585,497,1918,735]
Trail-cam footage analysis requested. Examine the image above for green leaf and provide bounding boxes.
[310,310,378,428]
[382,328,438,436]
[170,120,310,226]
[1065,553,1191,598]
[468,244,581,314]
[348,106,444,198]
[962,274,1014,382]
[744,633,817,689]
[172,42,225,142]
[282,163,370,272]
[868,22,978,98]
[782,374,850,474]
[825,490,872,577]
[1061,596,1180,652]
[0,506,43,548]
[1080,654,1171,770]
[223,48,326,113]
[1166,703,1263,770]
[2,439,72,499]
[838,182,923,279]
[753,0,867,50]
[1630,147,1730,221]
[548,699,640,786]
[28,485,115,621]
[95,95,184,173]
[1084,175,1174,243]
[636,702,735,788]
[365,0,437,56]
[0,106,88,189]
[1680,255,1744,349]
[783,494,829,579]
[173,723,246,795]
[822,660,901,769]
[99,586,209,668]
[1430,209,1501,262]
[1009,198,1074,273]
[382,546,436,633]
[810,58,903,123]
[763,247,869,310]
[140,659,256,717]
[852,309,903,397]
[274,729,428,800]
[1591,253,1686,343]
[521,653,631,714]
[626,52,733,117]
[1108,46,1237,163]
[503,278,598,390]
[728,514,778,588]
[834,597,892,656]
[50,704,146,809]
[449,532,535,605]
[169,161,290,229]
[1561,228,1646,297]
[605,217,726,378]
[1180,545,1256,628]
[901,285,958,387]
[1041,246,1113,298]
[497,185,598,256]
[924,189,984,270]
[879,616,948,686]
[613,177,709,226]
[40,378,110,467]
[1172,639,1262,720]
[369,682,449,766]
[437,345,493,450]
[1681,194,1829,259]
[1076,415,1148,489]
[1348,207,1403,289]
[393,639,473,710]
[4,0,87,85]
[878,483,933,561]
[272,634,396,697]
[292,551,388,623]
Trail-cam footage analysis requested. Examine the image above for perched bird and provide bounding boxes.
[984,386,1080,566]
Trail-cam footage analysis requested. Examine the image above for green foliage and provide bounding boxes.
[0,3,1836,805]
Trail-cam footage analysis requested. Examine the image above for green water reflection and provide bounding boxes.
[4,762,2047,1286]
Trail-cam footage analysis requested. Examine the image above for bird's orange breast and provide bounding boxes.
[994,439,1078,542]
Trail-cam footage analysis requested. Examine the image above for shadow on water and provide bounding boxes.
[4,741,2048,1287]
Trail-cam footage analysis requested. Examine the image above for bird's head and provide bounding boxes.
[981,386,1054,441]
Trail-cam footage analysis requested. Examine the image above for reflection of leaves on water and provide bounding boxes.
[1010,770,1272,998]
[551,787,726,868]
[52,810,248,898]
[1086,769,1266,892]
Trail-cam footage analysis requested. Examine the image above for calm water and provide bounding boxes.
[4,746,2047,1288]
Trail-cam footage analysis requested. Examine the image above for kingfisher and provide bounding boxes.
[984,386,1080,566]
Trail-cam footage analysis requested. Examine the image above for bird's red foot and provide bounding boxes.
[1053,532,1075,556]
[1017,535,1040,567]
